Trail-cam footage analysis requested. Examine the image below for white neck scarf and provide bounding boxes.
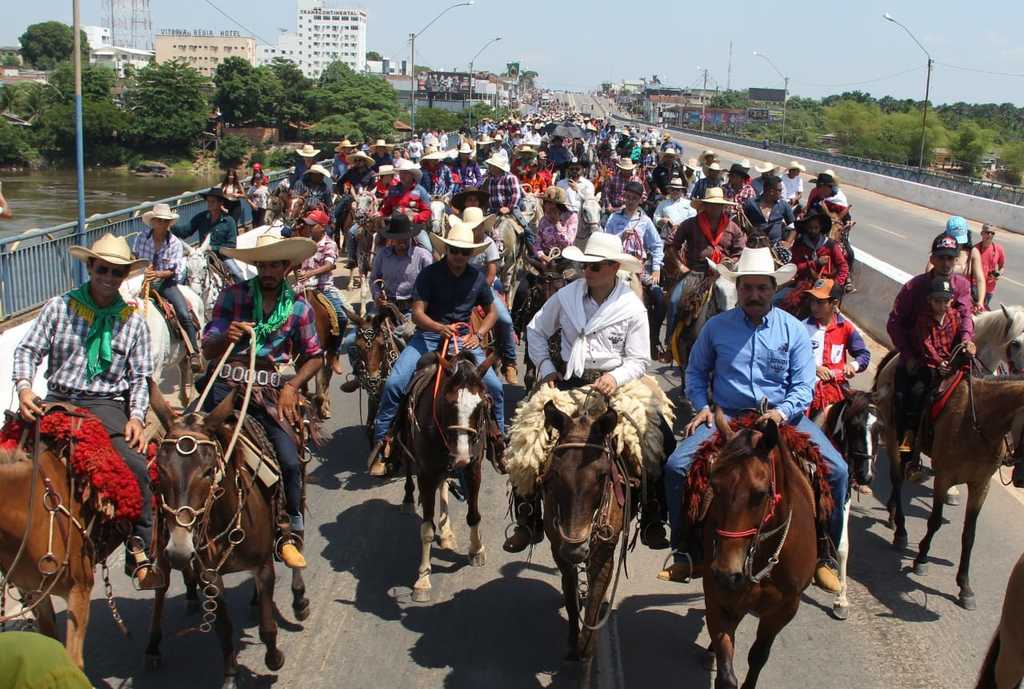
[561,278,637,379]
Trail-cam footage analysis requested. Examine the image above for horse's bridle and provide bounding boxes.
[545,440,619,545]
[829,400,880,488]
[157,433,225,531]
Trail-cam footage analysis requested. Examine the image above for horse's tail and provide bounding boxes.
[974,633,1000,689]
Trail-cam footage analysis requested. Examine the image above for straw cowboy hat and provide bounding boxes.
[377,164,396,177]
[303,164,332,178]
[659,148,680,160]
[711,246,796,283]
[451,188,490,212]
[421,149,452,163]
[477,134,495,145]
[395,158,423,181]
[786,160,807,172]
[484,154,511,173]
[334,139,356,152]
[70,233,150,270]
[515,145,538,158]
[704,161,724,172]
[372,139,394,149]
[222,234,316,266]
[812,169,838,185]
[615,158,636,172]
[295,144,320,158]
[457,142,475,155]
[684,157,700,171]
[692,187,736,208]
[562,232,643,273]
[542,185,570,211]
[753,161,778,174]
[431,213,491,257]
[700,149,717,160]
[142,202,179,227]
[348,151,374,165]
[667,176,687,189]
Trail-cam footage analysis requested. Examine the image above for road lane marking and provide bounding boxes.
[865,223,907,239]
[1002,276,1024,288]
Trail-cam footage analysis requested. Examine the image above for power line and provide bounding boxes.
[936,61,1024,78]
[203,0,275,47]
[796,66,924,88]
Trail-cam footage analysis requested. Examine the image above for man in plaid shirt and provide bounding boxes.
[13,234,157,587]
[203,235,323,569]
[602,159,640,215]
[481,155,522,218]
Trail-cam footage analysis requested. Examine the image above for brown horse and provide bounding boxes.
[702,411,818,689]
[513,264,572,389]
[394,348,498,602]
[146,391,310,689]
[976,550,1024,689]
[343,301,405,436]
[541,401,628,688]
[303,288,342,419]
[0,406,136,669]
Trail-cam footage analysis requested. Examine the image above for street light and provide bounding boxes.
[468,36,502,130]
[884,12,933,169]
[409,1,474,132]
[752,51,789,145]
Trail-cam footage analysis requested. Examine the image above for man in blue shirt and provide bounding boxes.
[742,174,797,245]
[368,216,505,476]
[659,246,847,593]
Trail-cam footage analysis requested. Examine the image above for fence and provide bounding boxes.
[0,170,289,321]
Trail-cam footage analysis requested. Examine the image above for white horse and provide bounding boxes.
[185,231,266,315]
[430,198,448,236]
[579,196,602,245]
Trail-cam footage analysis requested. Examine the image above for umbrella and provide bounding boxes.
[543,123,586,139]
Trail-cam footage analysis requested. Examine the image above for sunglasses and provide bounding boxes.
[93,264,128,278]
[585,261,616,272]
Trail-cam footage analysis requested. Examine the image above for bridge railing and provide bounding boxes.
[0,169,289,321]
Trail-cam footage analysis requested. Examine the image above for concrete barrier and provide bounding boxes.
[839,247,913,349]
[616,118,1024,234]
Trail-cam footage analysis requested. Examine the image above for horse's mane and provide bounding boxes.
[709,428,765,477]
[843,389,875,417]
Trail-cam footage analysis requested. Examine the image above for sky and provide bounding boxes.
[6,0,1024,105]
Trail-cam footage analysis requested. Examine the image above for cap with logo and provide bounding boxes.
[931,234,959,258]
[928,276,954,300]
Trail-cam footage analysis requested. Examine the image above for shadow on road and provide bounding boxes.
[616,592,710,688]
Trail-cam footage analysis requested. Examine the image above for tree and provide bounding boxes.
[709,90,749,109]
[366,50,383,62]
[2,82,46,121]
[1000,141,1024,184]
[0,120,35,165]
[213,57,282,126]
[124,59,210,154]
[309,114,363,142]
[949,121,997,174]
[268,58,312,127]
[48,62,115,102]
[18,22,89,71]
[311,61,400,136]
[32,97,129,164]
[414,107,461,132]
[217,134,250,169]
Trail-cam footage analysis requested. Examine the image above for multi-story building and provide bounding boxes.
[256,0,367,79]
[154,30,256,78]
[91,46,154,77]
[83,25,113,50]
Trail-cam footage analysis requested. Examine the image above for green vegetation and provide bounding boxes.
[216,134,251,169]
[415,104,511,135]
[366,51,383,62]
[18,21,89,70]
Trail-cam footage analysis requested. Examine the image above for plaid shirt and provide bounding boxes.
[292,179,334,211]
[300,235,339,290]
[482,171,522,214]
[913,307,961,369]
[725,182,757,219]
[602,171,638,210]
[13,295,153,420]
[132,230,187,283]
[203,281,322,364]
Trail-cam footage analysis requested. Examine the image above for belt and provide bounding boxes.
[48,382,124,400]
[218,363,283,388]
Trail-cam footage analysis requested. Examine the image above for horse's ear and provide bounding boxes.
[203,390,237,435]
[595,407,618,437]
[1002,304,1012,337]
[148,379,177,431]
[714,407,735,441]
[544,400,570,435]
[475,350,499,379]
[755,417,780,454]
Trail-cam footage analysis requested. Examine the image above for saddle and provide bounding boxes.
[148,289,200,350]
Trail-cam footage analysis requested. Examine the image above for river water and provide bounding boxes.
[0,168,221,236]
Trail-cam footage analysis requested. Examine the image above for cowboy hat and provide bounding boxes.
[692,187,736,207]
[615,158,636,172]
[477,134,494,145]
[812,169,837,185]
[795,206,833,234]
[381,213,417,241]
[704,161,724,172]
[377,164,396,177]
[421,149,452,162]
[667,176,686,189]
[659,148,680,160]
[684,157,700,171]
[334,139,356,152]
[515,145,538,158]
[542,185,570,210]
[431,214,491,257]
[729,160,751,175]
[395,159,422,181]
[712,246,796,283]
[457,142,474,155]
[142,202,179,227]
[786,160,806,172]
[451,188,490,212]
[561,232,643,273]
[484,154,510,173]
[700,149,717,160]
[201,187,229,201]
[753,161,777,174]
[295,144,320,158]
[222,234,316,266]
[303,164,332,179]
[70,233,149,270]
[372,139,394,149]
[348,151,374,165]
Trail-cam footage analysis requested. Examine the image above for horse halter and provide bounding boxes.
[158,433,225,530]
[547,439,619,545]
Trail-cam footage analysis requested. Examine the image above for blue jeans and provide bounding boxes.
[664,411,848,562]
[492,286,517,364]
[373,331,505,443]
[347,226,359,262]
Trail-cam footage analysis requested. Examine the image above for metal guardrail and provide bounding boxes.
[0,169,289,321]
[610,113,1024,207]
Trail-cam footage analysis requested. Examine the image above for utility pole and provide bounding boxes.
[700,68,709,132]
[409,32,416,131]
[884,12,934,170]
[727,41,733,91]
[73,0,87,284]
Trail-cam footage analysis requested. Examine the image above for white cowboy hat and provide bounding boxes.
[457,142,474,155]
[142,202,179,227]
[753,161,778,174]
[692,187,736,207]
[732,159,752,173]
[373,139,394,149]
[615,158,636,172]
[704,161,724,172]
[421,149,452,162]
[561,232,643,273]
[303,164,332,178]
[334,139,356,152]
[700,149,717,160]
[711,246,796,283]
[684,157,700,171]
[477,134,494,145]
[450,206,496,234]
[484,154,510,173]
[221,234,316,266]
[431,216,490,257]
[348,151,374,165]
[377,164,396,177]
[70,233,149,270]
[295,144,320,158]
[787,160,807,172]
[667,176,686,189]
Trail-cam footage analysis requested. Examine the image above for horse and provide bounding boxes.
[668,270,737,379]
[493,214,526,302]
[0,405,144,669]
[975,550,1024,689]
[394,348,498,602]
[579,197,602,244]
[347,191,380,293]
[343,301,406,437]
[146,390,310,689]
[185,233,260,317]
[541,401,629,689]
[512,258,574,389]
[873,305,1024,551]
[300,284,344,420]
[701,410,819,689]
[820,390,882,620]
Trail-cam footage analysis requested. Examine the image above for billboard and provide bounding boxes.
[417,71,472,99]
[748,87,787,103]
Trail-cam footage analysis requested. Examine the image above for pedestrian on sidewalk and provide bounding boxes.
[978,224,1006,310]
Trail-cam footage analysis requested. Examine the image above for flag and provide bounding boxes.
[506,62,520,79]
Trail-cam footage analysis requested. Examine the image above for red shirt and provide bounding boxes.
[791,236,849,285]
[978,241,1005,295]
[913,307,961,369]
[379,186,432,224]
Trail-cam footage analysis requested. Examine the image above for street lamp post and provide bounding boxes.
[753,51,789,145]
[468,36,502,131]
[409,1,474,133]
[72,0,87,283]
[884,12,934,169]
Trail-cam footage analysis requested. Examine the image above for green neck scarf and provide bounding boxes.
[248,277,294,350]
[66,282,132,381]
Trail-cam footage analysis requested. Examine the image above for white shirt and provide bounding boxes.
[653,197,696,227]
[422,132,438,148]
[527,278,649,386]
[407,140,423,160]
[782,174,804,201]
[556,177,596,213]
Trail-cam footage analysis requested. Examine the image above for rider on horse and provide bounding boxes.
[481,154,526,229]
[370,139,395,171]
[368,218,506,475]
[451,142,483,193]
[659,246,849,593]
[887,235,977,482]
[292,164,334,214]
[775,206,849,310]
[379,160,432,227]
[172,188,243,282]
[601,159,639,217]
[420,149,455,199]
[202,235,324,570]
[741,173,797,248]
[330,139,357,183]
[13,234,158,587]
[555,157,596,215]
[509,232,672,550]
[134,202,201,371]
[652,175,696,240]
[295,208,349,376]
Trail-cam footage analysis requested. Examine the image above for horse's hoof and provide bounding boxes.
[959,592,977,611]
[145,653,161,671]
[831,604,850,621]
[944,492,961,507]
[893,533,908,550]
[293,599,311,621]
[913,561,929,576]
[401,501,416,515]
[411,586,432,603]
[438,534,458,551]
[469,550,486,567]
[265,649,286,671]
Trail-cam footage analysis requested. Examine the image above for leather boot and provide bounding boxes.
[813,535,840,593]
[280,530,307,569]
[503,493,543,553]
[639,480,670,550]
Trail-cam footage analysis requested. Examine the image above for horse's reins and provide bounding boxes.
[431,323,486,459]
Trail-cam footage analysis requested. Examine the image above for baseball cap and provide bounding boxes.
[931,234,959,258]
[624,181,645,196]
[944,215,970,245]
[303,209,331,226]
[804,278,837,301]
[928,276,954,299]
